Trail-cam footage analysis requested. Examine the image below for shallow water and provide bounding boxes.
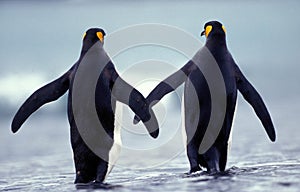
[1,106,300,192]
[1,152,300,192]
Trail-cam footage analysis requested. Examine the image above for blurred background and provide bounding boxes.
[0,0,299,191]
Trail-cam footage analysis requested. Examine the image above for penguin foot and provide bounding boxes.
[76,181,121,189]
[75,181,94,189]
[92,181,112,189]
[185,166,202,175]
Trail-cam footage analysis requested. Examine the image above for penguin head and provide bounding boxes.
[201,21,226,40]
[80,28,106,54]
[83,28,106,44]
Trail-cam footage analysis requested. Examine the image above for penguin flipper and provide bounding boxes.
[235,64,276,141]
[11,70,71,133]
[108,64,159,138]
[133,60,197,124]
[148,61,196,104]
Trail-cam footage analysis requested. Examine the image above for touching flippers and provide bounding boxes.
[133,60,197,124]
[11,70,71,133]
[235,64,276,141]
[110,69,159,138]
[128,89,159,138]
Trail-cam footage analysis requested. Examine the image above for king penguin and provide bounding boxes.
[134,21,276,173]
[11,28,159,185]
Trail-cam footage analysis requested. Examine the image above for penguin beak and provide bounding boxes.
[96,32,104,42]
[201,30,205,36]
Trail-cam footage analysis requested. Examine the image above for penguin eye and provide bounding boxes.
[96,32,104,42]
[222,25,226,34]
[83,32,86,39]
[205,25,213,37]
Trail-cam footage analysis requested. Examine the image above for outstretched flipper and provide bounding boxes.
[11,69,72,133]
[106,62,159,138]
[134,60,197,124]
[235,64,276,141]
